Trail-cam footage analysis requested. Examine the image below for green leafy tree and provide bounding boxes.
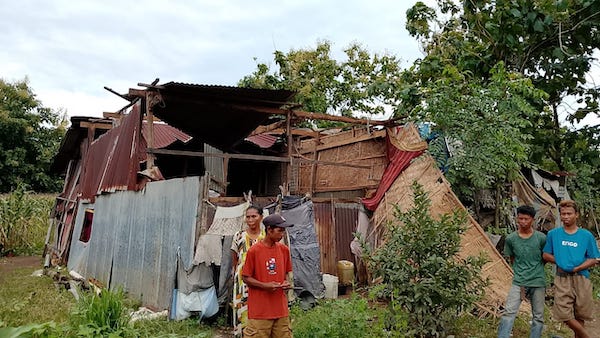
[0,78,66,193]
[239,41,404,119]
[364,182,487,338]
[405,0,600,210]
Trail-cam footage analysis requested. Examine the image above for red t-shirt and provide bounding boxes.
[242,241,293,319]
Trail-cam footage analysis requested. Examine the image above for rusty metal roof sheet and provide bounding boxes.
[142,121,192,149]
[79,105,145,200]
[147,82,295,151]
[245,133,279,149]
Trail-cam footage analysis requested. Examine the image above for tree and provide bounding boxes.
[239,41,404,120]
[405,0,600,212]
[363,182,487,337]
[0,78,66,192]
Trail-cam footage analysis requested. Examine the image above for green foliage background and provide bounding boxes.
[0,78,66,193]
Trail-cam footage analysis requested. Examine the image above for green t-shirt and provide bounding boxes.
[504,230,546,287]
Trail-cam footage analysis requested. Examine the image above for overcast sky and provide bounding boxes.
[1,0,433,119]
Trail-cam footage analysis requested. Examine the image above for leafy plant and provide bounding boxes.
[69,287,132,337]
[364,182,488,337]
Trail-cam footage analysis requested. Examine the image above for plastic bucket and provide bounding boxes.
[337,260,354,286]
[322,274,338,299]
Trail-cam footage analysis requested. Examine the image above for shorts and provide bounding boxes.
[243,317,292,338]
[552,274,594,322]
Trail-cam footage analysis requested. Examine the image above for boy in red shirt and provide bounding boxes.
[242,214,294,338]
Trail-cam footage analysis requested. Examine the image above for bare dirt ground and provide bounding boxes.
[0,255,42,279]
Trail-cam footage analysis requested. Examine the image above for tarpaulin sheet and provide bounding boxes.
[280,196,325,298]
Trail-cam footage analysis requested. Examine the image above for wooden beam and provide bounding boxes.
[103,112,122,119]
[128,88,146,98]
[249,120,286,136]
[147,148,291,163]
[262,128,319,138]
[297,129,387,154]
[294,157,372,169]
[145,92,156,168]
[80,121,113,130]
[232,105,393,126]
[292,110,390,125]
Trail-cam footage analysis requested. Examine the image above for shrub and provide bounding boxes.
[364,182,488,337]
[69,287,132,337]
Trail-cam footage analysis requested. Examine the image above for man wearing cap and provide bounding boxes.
[242,213,294,338]
[497,205,546,338]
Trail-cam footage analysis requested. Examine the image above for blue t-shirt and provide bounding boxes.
[543,227,600,278]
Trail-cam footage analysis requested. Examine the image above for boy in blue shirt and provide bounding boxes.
[543,200,600,338]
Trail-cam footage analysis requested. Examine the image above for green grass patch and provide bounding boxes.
[290,294,387,337]
[0,267,74,327]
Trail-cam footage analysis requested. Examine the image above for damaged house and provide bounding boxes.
[48,81,514,317]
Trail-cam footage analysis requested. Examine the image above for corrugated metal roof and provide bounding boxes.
[142,122,192,149]
[161,82,295,104]
[147,83,296,151]
[245,133,279,149]
[79,105,145,200]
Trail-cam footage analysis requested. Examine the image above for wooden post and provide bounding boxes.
[223,157,229,196]
[145,92,155,168]
[286,110,293,191]
[309,132,320,195]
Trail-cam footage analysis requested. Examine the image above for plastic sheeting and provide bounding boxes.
[279,196,325,299]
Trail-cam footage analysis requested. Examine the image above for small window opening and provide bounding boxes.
[79,209,94,243]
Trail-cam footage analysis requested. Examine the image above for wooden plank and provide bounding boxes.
[147,148,290,163]
[249,121,286,136]
[80,121,113,130]
[297,130,386,154]
[294,158,372,169]
[145,92,156,168]
[128,88,146,98]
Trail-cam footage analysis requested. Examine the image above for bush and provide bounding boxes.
[0,186,54,256]
[69,287,132,337]
[363,182,488,337]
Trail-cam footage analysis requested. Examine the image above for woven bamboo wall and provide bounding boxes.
[370,127,516,317]
[295,128,387,194]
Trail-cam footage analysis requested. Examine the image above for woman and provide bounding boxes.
[231,205,265,337]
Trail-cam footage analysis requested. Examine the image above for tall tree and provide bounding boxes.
[239,41,404,119]
[405,0,600,210]
[0,78,66,192]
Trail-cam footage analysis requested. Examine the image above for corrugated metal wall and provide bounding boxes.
[68,176,202,310]
[313,201,359,275]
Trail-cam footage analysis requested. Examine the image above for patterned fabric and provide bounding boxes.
[231,229,265,337]
[207,202,250,236]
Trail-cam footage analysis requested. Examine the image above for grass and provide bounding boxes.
[0,265,214,337]
[0,263,590,338]
[0,266,74,327]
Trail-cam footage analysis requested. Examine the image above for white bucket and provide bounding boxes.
[322,274,338,299]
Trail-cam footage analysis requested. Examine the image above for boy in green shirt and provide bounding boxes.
[497,205,546,338]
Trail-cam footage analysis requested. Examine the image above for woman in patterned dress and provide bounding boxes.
[231,205,265,337]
